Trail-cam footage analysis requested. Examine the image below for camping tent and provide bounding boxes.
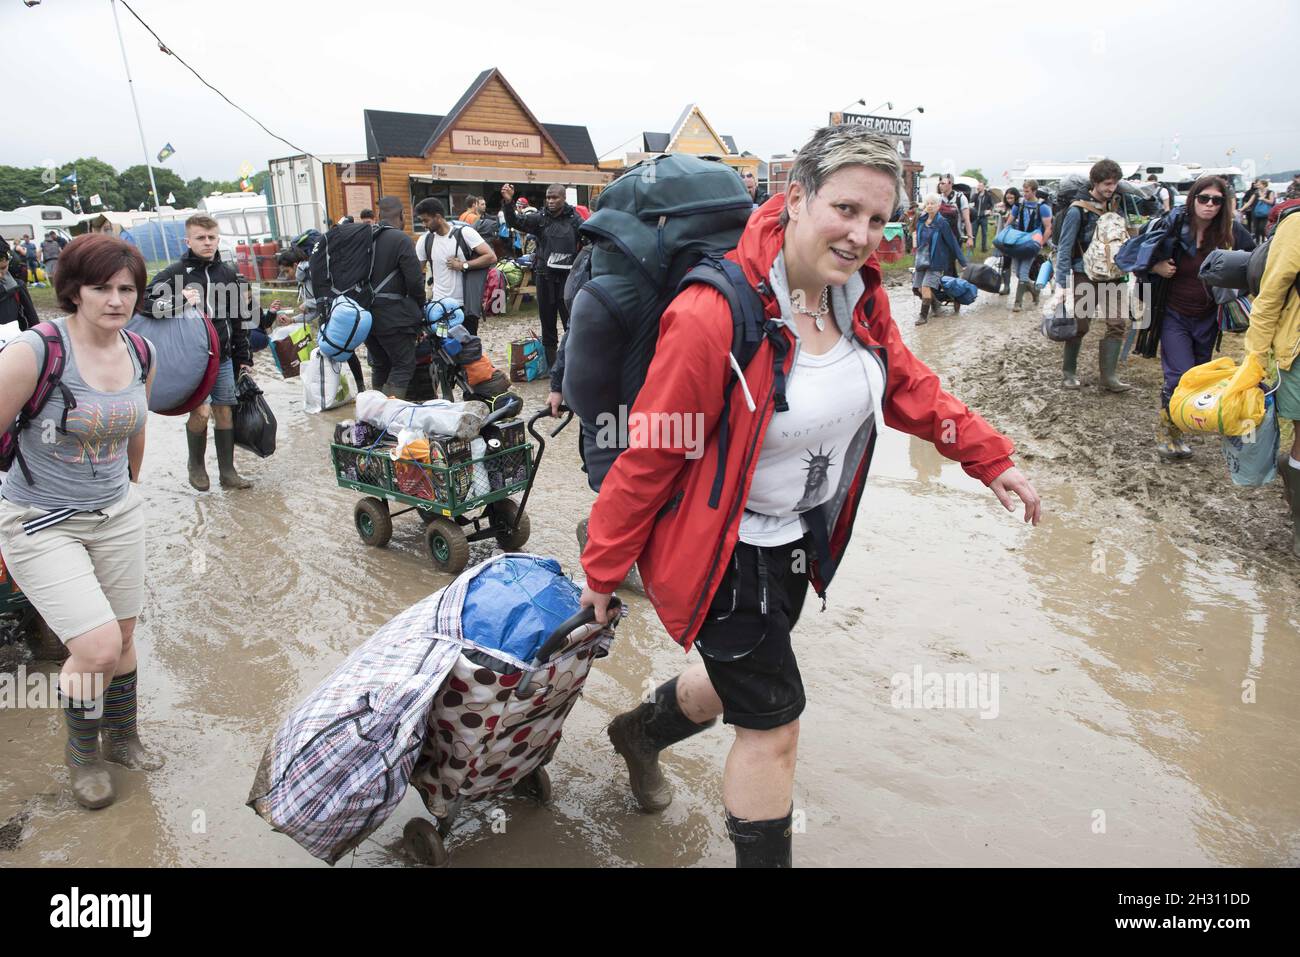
[120,219,188,262]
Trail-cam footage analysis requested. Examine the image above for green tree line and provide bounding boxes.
[0,158,268,211]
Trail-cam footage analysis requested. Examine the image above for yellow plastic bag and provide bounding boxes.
[1169,354,1266,436]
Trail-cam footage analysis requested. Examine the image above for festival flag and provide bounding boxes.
[166,192,176,204]
[157,143,176,163]
[90,194,102,207]
[62,170,77,184]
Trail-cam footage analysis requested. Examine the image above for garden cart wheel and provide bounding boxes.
[489,500,531,551]
[424,517,470,574]
[354,497,392,547]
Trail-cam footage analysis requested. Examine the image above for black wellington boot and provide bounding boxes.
[607,677,715,812]
[726,806,793,868]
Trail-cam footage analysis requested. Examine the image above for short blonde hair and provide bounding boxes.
[780,125,904,227]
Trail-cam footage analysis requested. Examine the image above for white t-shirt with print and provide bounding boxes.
[739,334,876,547]
[416,225,485,302]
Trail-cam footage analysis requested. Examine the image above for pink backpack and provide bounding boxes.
[482,264,507,316]
[0,321,151,484]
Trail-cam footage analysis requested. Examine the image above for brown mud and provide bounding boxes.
[1,288,1297,867]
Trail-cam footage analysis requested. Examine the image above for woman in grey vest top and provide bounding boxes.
[0,234,161,810]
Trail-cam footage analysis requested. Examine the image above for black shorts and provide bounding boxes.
[693,537,810,730]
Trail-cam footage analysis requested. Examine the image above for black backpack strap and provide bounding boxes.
[452,226,473,263]
[678,256,779,509]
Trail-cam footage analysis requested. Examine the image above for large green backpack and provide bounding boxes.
[562,154,769,492]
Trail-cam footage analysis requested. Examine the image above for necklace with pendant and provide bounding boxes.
[795,287,831,331]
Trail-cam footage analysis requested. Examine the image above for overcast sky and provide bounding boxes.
[5,0,1299,187]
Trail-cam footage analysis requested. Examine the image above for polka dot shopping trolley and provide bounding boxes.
[248,553,621,867]
[403,556,622,866]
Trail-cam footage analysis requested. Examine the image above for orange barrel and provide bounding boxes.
[234,244,256,280]
[254,241,280,281]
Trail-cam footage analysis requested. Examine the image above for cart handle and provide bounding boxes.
[534,596,622,665]
[527,405,573,442]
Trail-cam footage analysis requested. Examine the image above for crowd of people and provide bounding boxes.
[0,127,1296,869]
[1,231,67,286]
[907,158,1300,554]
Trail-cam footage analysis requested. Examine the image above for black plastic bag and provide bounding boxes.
[233,372,276,458]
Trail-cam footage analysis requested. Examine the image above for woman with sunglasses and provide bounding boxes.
[1147,176,1255,459]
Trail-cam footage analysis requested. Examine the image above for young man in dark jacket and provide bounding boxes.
[0,240,39,332]
[359,196,425,399]
[1053,159,1129,392]
[500,183,582,367]
[143,214,256,491]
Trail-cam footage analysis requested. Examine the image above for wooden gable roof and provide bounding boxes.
[420,68,570,163]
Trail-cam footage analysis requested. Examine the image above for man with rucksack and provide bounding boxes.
[0,240,39,333]
[1148,174,1172,213]
[1006,180,1052,313]
[313,196,424,399]
[1053,159,1132,392]
[501,183,583,368]
[142,213,257,491]
[20,236,39,282]
[41,232,62,281]
[414,197,496,336]
[938,174,973,255]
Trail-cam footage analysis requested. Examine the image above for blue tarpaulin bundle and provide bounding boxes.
[120,220,188,262]
[459,556,581,663]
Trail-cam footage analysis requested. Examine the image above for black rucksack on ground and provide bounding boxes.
[562,153,777,493]
[1246,201,1300,297]
[308,222,401,316]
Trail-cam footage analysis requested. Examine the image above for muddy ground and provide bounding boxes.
[1,282,1297,868]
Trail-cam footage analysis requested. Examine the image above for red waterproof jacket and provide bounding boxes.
[580,197,1017,650]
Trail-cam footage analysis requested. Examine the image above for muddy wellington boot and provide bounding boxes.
[916,300,931,325]
[1029,283,1041,307]
[100,671,164,771]
[186,428,210,492]
[607,677,715,812]
[1156,409,1193,461]
[726,806,794,868]
[1281,457,1300,559]
[214,429,252,489]
[1098,339,1133,393]
[62,695,114,810]
[1011,284,1026,313]
[1062,339,1083,389]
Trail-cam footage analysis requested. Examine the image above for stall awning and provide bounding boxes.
[411,164,613,187]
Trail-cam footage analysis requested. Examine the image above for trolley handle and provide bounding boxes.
[536,596,623,665]
[528,405,573,441]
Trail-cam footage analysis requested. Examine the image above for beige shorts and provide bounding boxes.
[0,485,145,642]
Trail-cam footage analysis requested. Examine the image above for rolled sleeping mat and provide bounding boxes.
[961,263,1001,294]
[423,297,465,332]
[939,276,978,305]
[319,296,372,361]
[125,308,220,416]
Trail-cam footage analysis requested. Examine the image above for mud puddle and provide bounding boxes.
[1,291,1297,867]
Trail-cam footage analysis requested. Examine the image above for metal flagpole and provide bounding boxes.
[110,0,171,262]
